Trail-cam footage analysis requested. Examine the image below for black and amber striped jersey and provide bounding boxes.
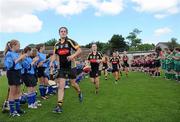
[102,56,108,67]
[87,52,102,71]
[110,57,120,69]
[54,37,80,69]
[123,55,128,63]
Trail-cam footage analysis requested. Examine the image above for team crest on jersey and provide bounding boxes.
[93,56,96,59]
[58,49,69,55]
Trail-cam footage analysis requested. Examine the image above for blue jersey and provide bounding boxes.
[44,59,58,79]
[4,51,22,70]
[53,61,58,69]
[76,63,83,70]
[37,52,47,67]
[22,56,37,75]
[44,58,51,79]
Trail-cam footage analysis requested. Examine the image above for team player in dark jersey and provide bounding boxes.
[102,55,109,80]
[110,52,121,84]
[122,51,129,77]
[87,44,102,94]
[116,51,122,78]
[50,27,83,113]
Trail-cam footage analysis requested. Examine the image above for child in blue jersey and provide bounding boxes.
[44,53,53,95]
[49,55,59,81]
[4,40,26,117]
[49,58,59,93]
[36,44,49,99]
[2,42,11,113]
[75,60,84,84]
[21,46,40,109]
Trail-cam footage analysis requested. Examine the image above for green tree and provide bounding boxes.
[83,41,110,53]
[45,38,57,46]
[126,28,142,48]
[109,34,129,52]
[167,38,179,49]
[28,44,36,48]
[137,43,155,51]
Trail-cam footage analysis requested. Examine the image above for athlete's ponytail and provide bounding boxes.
[3,41,11,56]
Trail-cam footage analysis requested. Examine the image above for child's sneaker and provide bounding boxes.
[9,111,20,117]
[28,104,37,109]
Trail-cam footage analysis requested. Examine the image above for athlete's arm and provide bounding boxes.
[50,54,57,67]
[96,52,103,63]
[15,53,26,64]
[67,48,81,61]
[31,56,39,66]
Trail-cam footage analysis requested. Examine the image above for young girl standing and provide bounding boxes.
[4,40,26,117]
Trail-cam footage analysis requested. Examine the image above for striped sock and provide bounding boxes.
[44,85,48,95]
[9,100,15,114]
[39,85,45,97]
[27,93,33,105]
[15,99,20,112]
[32,92,36,104]
[58,100,63,107]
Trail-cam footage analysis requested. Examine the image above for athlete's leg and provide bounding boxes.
[70,79,81,94]
[94,77,99,94]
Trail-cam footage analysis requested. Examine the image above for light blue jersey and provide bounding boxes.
[4,51,22,70]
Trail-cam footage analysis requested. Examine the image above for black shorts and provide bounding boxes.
[112,68,119,73]
[37,67,46,78]
[146,63,150,68]
[76,68,83,76]
[154,60,161,67]
[123,62,129,67]
[143,63,147,68]
[7,70,22,86]
[102,64,108,70]
[149,63,155,68]
[89,70,100,78]
[21,74,37,87]
[57,68,76,79]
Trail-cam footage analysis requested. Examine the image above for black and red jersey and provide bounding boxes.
[87,52,102,71]
[102,57,108,66]
[110,57,120,69]
[117,55,121,60]
[54,37,80,69]
[123,55,128,63]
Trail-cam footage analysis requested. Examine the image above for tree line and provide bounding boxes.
[35,28,179,53]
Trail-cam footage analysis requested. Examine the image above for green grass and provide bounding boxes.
[0,72,180,122]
